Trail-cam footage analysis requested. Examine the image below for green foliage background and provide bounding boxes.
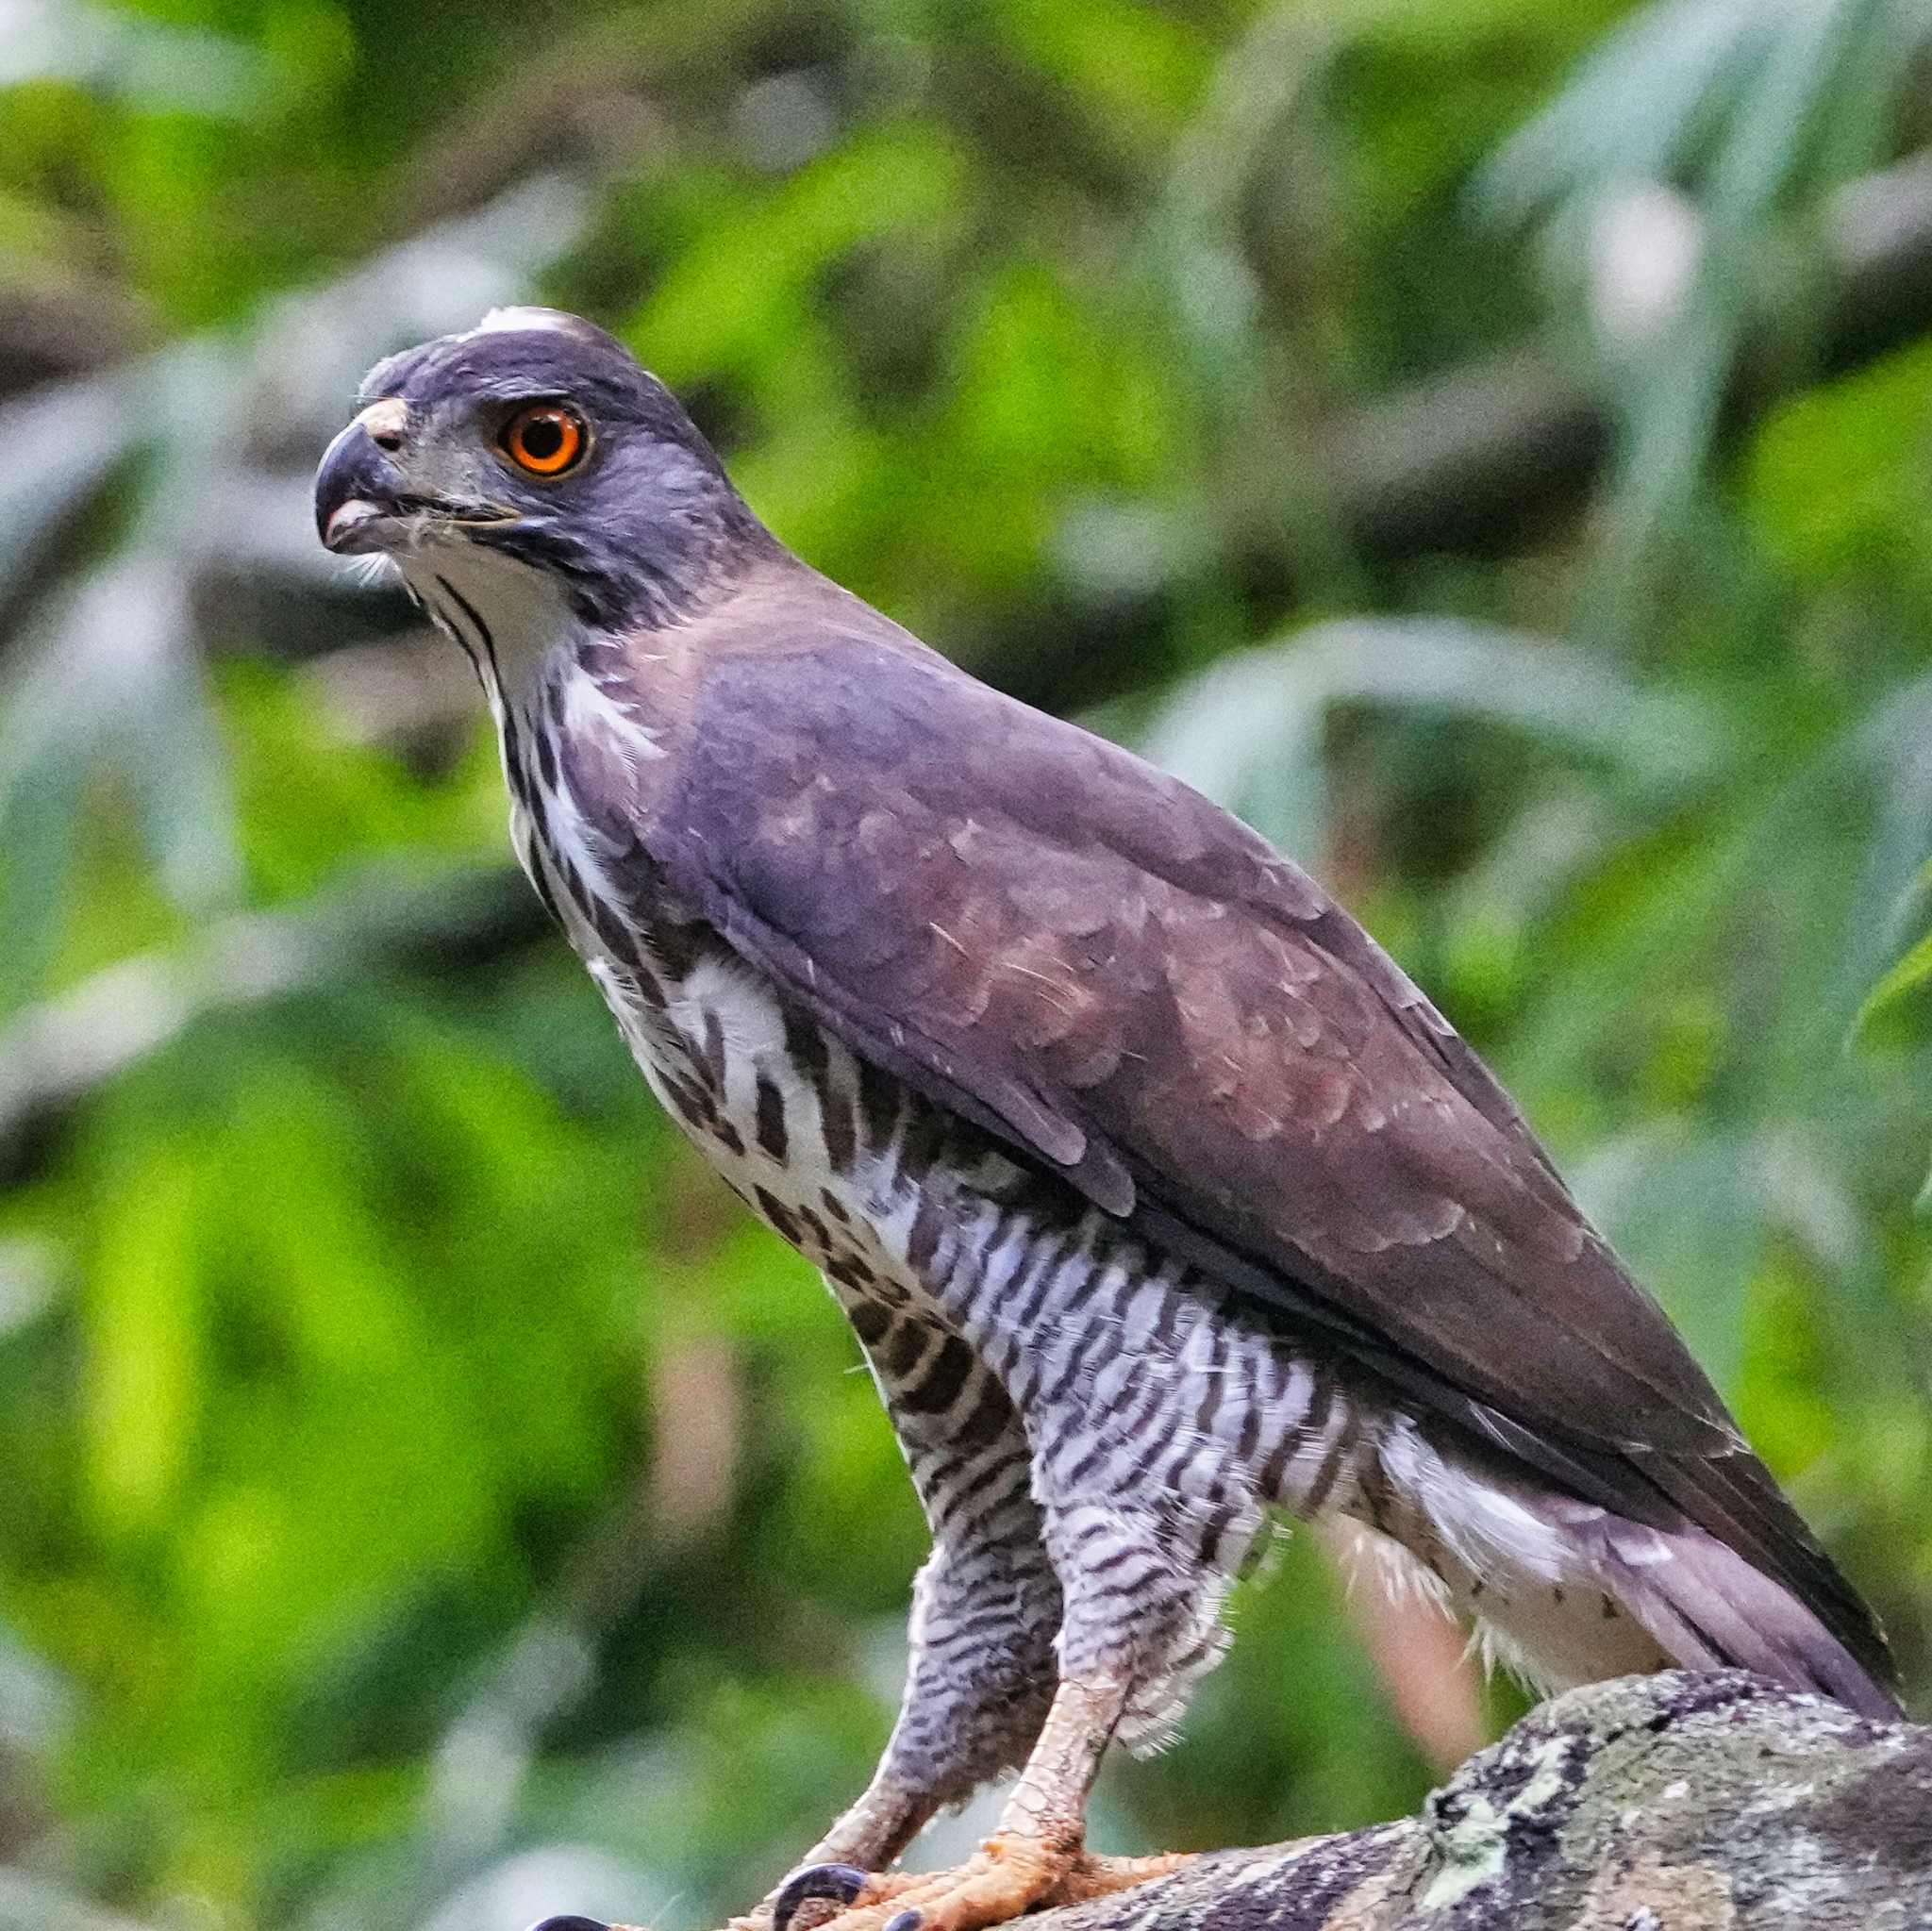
[0,3,1930,1928]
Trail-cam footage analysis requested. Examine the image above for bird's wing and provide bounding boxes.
[632,626,1878,1669]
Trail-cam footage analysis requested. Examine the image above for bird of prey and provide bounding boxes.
[315,309,1897,1931]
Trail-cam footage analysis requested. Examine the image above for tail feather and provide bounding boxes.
[1640,1446,1894,1696]
[1595,1518,1900,1721]
[1373,1419,1899,1719]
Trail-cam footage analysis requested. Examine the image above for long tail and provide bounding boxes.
[1372,1422,1900,1719]
[1586,1516,1899,1719]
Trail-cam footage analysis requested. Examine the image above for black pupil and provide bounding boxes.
[520,413,566,461]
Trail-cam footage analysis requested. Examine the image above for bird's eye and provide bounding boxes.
[500,404,586,477]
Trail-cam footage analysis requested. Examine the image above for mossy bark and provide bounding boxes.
[1041,1672,1932,1930]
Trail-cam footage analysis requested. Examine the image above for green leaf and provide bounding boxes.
[1857,920,1932,1034]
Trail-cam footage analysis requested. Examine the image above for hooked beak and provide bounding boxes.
[315,414,409,555]
[315,404,525,558]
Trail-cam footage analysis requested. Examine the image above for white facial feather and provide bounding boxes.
[400,541,575,707]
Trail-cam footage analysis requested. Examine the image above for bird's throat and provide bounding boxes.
[404,545,580,716]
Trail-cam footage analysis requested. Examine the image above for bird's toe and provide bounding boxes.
[771,1862,874,1931]
[795,1832,1073,1931]
[804,1838,1192,1931]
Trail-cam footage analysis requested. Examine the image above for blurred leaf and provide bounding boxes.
[634,124,969,387]
[1856,874,1932,1039]
[0,3,268,113]
[1138,616,1727,857]
[1745,337,1932,580]
[1478,0,1932,603]
[0,372,141,602]
[81,1125,203,1535]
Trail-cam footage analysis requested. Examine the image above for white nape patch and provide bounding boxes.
[473,306,576,336]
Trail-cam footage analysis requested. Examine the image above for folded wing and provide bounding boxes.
[631,622,1890,1698]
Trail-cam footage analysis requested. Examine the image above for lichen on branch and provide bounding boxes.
[1030,1672,1932,1930]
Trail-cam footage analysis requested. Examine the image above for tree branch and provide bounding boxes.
[1029,1672,1931,1930]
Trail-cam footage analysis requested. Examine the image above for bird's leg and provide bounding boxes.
[749,1348,1063,1931]
[751,1522,1061,1931]
[792,1677,1192,1931]
[793,1776,930,1873]
[777,1475,1220,1931]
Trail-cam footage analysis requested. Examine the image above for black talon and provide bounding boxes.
[527,1919,611,1931]
[772,1863,872,1931]
[882,1912,923,1931]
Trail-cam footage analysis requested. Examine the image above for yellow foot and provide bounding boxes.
[1053,1851,1196,1908]
[809,1835,1193,1931]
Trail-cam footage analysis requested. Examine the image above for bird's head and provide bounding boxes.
[314,308,764,631]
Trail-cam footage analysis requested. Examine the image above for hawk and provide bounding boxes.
[314,310,1896,1931]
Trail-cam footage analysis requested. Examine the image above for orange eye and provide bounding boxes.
[500,404,586,476]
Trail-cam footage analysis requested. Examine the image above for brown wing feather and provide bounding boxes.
[623,601,1889,1692]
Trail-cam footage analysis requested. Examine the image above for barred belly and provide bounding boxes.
[580,932,1556,1739]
